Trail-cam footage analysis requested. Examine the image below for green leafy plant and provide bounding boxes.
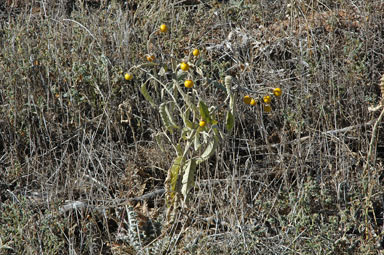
[126,22,285,221]
[126,41,237,219]
[143,70,235,216]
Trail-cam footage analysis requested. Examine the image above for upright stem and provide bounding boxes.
[366,106,384,169]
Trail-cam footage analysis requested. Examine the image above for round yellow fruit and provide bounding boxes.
[263,95,271,104]
[160,24,168,32]
[180,62,189,71]
[124,73,133,81]
[192,49,200,56]
[199,120,206,127]
[243,95,252,105]
[250,98,257,106]
[184,79,194,88]
[273,88,282,97]
[264,104,272,113]
[146,55,155,62]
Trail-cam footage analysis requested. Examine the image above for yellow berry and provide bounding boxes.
[160,24,168,32]
[243,95,252,105]
[264,104,272,113]
[124,73,133,81]
[192,49,200,56]
[184,79,194,88]
[250,98,257,106]
[180,62,189,71]
[199,120,206,127]
[146,55,155,62]
[273,88,282,97]
[263,95,271,104]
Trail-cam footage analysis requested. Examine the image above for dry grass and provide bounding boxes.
[1,0,384,254]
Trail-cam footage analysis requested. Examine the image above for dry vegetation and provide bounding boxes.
[1,0,384,254]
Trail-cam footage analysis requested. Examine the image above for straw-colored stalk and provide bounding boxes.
[380,74,384,105]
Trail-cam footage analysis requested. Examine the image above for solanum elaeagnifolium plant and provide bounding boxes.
[126,25,282,217]
[132,46,236,213]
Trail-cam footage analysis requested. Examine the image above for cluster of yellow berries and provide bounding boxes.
[243,95,257,106]
[124,24,201,89]
[123,24,205,127]
[273,87,282,97]
[243,88,282,112]
[143,24,168,63]
[181,49,200,89]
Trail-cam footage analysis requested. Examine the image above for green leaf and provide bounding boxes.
[181,127,195,141]
[181,158,197,202]
[225,75,235,133]
[181,127,189,140]
[224,75,232,95]
[158,65,168,76]
[169,155,184,202]
[196,137,218,164]
[225,75,235,113]
[225,110,234,132]
[165,102,179,129]
[159,102,179,132]
[194,130,201,151]
[140,83,156,107]
[199,101,212,123]
[176,143,183,156]
[182,109,196,129]
[154,132,165,152]
[196,66,204,77]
